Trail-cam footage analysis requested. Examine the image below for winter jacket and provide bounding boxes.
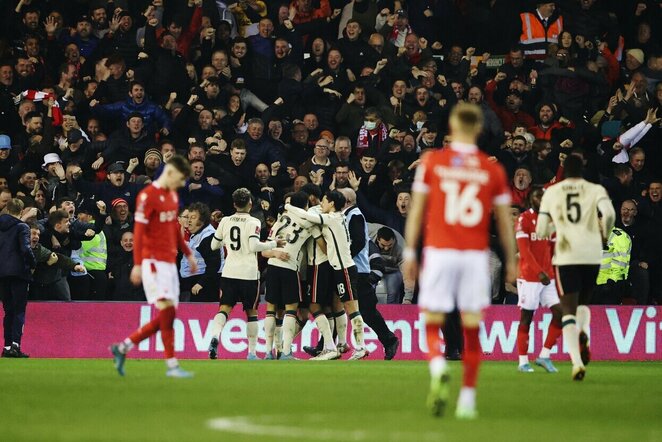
[0,214,35,281]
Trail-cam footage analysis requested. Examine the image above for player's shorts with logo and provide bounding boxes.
[517,279,560,310]
[220,277,260,311]
[266,266,302,305]
[418,248,491,313]
[332,265,359,303]
[307,261,333,306]
[142,259,180,306]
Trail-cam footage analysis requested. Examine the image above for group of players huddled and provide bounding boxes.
[206,185,371,362]
[110,155,391,378]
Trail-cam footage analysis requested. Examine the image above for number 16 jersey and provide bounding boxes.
[413,143,511,251]
[215,212,262,280]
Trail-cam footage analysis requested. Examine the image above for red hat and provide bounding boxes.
[111,198,128,208]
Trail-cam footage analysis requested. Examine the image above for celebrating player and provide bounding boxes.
[110,155,196,378]
[263,192,339,360]
[536,155,615,381]
[300,184,348,358]
[207,188,285,360]
[403,103,517,419]
[286,190,370,360]
[515,187,563,373]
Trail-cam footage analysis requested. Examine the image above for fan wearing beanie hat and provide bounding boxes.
[143,148,163,180]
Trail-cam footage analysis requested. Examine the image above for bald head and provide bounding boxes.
[338,188,356,207]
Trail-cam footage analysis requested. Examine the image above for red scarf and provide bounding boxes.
[15,90,63,126]
[357,123,388,157]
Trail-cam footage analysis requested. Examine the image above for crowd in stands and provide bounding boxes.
[0,0,661,305]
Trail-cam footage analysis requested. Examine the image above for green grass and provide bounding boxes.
[0,359,660,442]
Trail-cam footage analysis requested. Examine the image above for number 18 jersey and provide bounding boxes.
[413,143,510,251]
[216,212,262,280]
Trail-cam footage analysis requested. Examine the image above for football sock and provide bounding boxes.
[327,313,336,339]
[121,339,134,353]
[458,387,476,410]
[166,357,179,369]
[126,314,161,350]
[540,317,563,358]
[210,311,228,340]
[349,311,365,350]
[264,311,276,356]
[425,323,446,378]
[295,317,306,338]
[159,306,176,359]
[282,311,297,355]
[562,315,583,367]
[313,311,335,351]
[462,326,481,389]
[335,310,347,345]
[576,305,591,335]
[517,322,529,362]
[247,316,258,355]
[275,318,283,353]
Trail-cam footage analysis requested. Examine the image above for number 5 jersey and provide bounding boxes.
[537,178,614,266]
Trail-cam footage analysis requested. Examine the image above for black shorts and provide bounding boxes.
[265,265,302,306]
[219,277,260,311]
[554,265,600,303]
[332,265,358,303]
[308,262,333,306]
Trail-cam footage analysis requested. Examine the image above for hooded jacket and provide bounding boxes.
[0,214,35,281]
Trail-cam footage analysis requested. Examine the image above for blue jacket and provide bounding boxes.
[93,97,172,133]
[0,214,35,281]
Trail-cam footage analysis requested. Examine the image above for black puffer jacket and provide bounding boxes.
[0,214,35,281]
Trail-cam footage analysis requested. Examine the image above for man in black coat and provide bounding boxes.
[0,198,35,358]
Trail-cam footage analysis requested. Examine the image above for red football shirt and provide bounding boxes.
[413,142,511,251]
[515,208,554,281]
[133,183,190,264]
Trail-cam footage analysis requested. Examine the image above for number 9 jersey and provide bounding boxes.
[413,143,511,251]
[215,212,263,280]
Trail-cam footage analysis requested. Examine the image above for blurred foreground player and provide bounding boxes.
[535,155,615,381]
[110,156,197,378]
[515,187,562,373]
[403,103,517,419]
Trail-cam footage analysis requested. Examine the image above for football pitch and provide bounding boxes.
[1,360,660,442]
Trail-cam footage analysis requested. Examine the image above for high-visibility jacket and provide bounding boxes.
[597,227,631,285]
[79,230,107,271]
[519,12,563,59]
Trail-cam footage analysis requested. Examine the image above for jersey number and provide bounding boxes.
[566,193,581,223]
[276,215,304,244]
[441,181,483,227]
[230,226,241,250]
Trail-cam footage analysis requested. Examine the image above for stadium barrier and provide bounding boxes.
[21,303,662,360]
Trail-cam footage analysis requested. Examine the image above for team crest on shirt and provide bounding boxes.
[451,156,463,167]
[160,196,165,202]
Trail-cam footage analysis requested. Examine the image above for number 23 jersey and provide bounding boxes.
[216,213,262,280]
[413,143,511,251]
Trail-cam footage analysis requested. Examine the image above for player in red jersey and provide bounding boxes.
[110,156,198,378]
[404,103,517,419]
[515,188,562,373]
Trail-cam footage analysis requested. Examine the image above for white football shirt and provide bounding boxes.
[214,213,262,280]
[536,178,615,265]
[267,211,313,271]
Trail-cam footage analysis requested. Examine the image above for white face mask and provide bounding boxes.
[364,121,377,130]
[416,121,424,130]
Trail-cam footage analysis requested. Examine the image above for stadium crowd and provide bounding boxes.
[0,0,661,308]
